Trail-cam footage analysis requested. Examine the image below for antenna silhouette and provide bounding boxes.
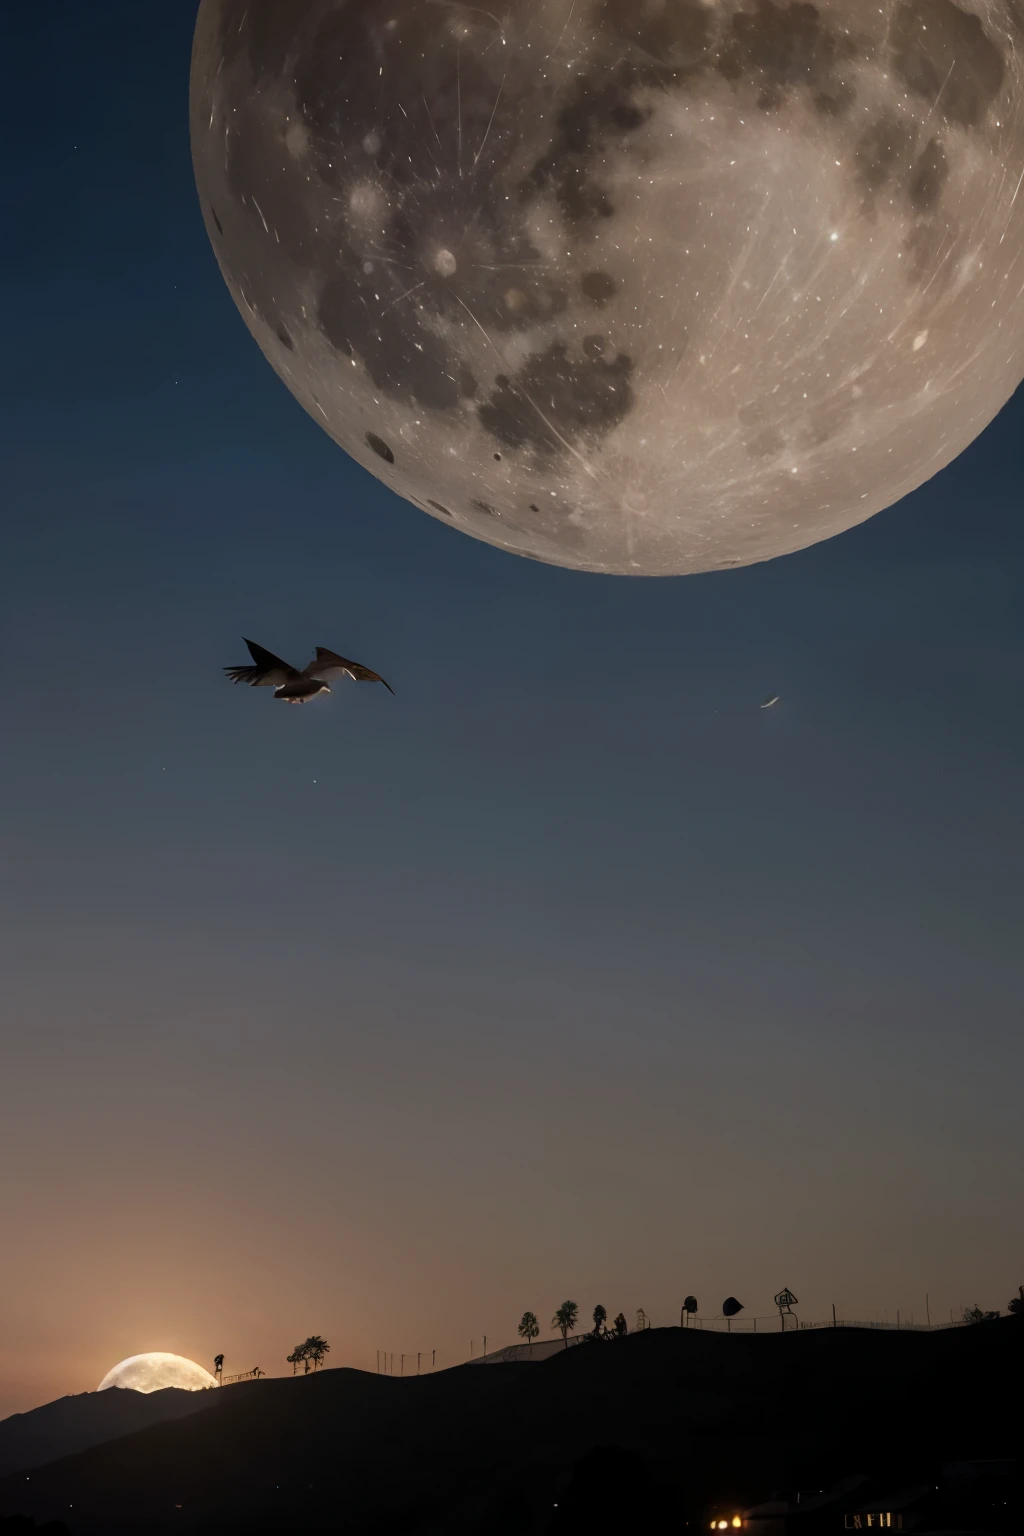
[774,1287,799,1331]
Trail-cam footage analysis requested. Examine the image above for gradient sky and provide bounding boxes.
[1,2,1022,1420]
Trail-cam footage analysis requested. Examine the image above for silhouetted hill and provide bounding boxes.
[0,1389,219,1479]
[0,1320,1019,1534]
[0,1517,71,1536]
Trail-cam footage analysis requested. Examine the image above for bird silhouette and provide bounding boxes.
[224,639,394,704]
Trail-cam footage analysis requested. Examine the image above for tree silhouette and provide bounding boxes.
[962,1304,985,1324]
[552,1300,579,1346]
[518,1311,540,1344]
[1008,1285,1024,1316]
[304,1335,330,1370]
[592,1304,607,1337]
[288,1336,330,1374]
[612,1312,628,1338]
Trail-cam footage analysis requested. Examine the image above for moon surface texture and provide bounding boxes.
[190,1,1024,574]
[97,1353,217,1393]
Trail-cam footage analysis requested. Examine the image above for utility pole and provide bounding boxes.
[417,1352,421,1374]
[432,1349,435,1371]
[925,1294,931,1326]
[832,1304,836,1327]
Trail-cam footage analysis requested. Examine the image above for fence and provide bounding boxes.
[471,1315,968,1361]
[680,1313,965,1333]
[376,1349,436,1375]
[387,1313,974,1375]
[798,1317,965,1332]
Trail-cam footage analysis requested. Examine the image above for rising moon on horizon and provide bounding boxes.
[97,1353,218,1393]
[190,1,1024,575]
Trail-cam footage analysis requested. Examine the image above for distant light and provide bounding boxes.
[830,231,839,242]
[733,1521,742,1529]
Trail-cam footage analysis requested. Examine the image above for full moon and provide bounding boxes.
[97,1353,217,1393]
[190,1,1024,575]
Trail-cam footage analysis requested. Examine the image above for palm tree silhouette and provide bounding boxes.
[287,1336,330,1374]
[518,1311,540,1344]
[552,1300,579,1347]
[304,1335,330,1370]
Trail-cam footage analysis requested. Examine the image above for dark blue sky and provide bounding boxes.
[1,2,1021,1415]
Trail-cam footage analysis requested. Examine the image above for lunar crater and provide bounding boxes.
[192,0,1024,574]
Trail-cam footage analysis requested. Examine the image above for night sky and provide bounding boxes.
[2,3,1022,1419]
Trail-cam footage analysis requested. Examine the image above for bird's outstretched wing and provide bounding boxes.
[224,638,300,688]
[306,646,394,694]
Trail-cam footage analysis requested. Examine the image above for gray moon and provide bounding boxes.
[190,1,1024,575]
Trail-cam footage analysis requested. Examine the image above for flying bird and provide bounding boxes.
[224,639,394,704]
[760,694,780,709]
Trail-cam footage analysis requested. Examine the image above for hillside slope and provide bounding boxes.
[0,1388,220,1479]
[0,1319,1018,1534]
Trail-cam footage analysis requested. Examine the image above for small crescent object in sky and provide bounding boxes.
[761,695,780,710]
